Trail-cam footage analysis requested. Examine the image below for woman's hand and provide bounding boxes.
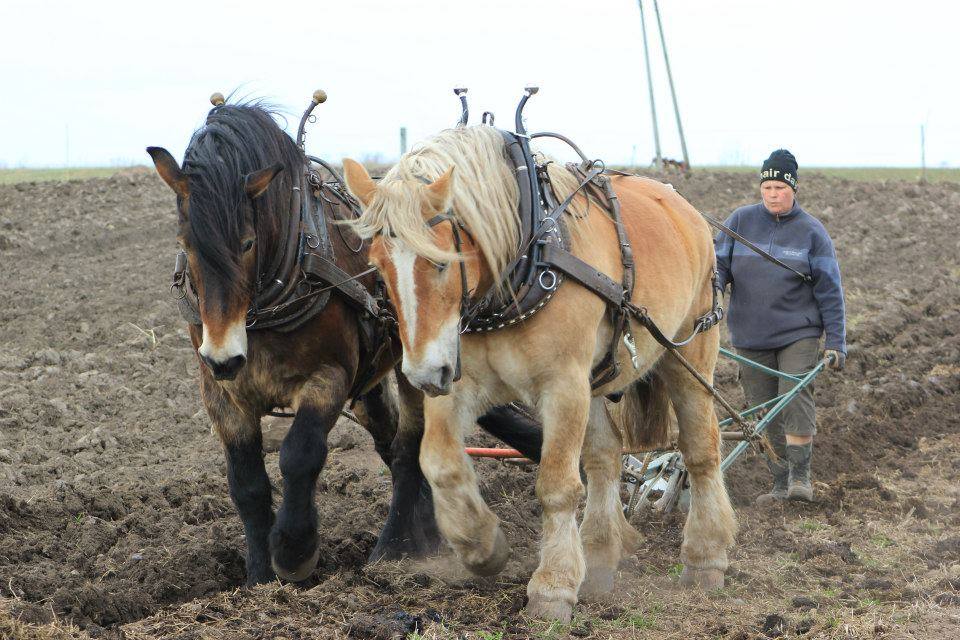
[823,349,845,371]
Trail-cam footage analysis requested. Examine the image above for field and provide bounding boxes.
[4,165,960,185]
[0,168,128,186]
[0,167,958,639]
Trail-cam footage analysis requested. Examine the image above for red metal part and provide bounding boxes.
[464,447,525,459]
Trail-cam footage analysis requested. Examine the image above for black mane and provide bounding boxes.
[182,101,303,298]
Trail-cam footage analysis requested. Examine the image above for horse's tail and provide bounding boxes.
[609,374,677,452]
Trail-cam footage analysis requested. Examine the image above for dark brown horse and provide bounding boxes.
[146,100,540,585]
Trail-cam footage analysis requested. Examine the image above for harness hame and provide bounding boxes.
[432,88,725,390]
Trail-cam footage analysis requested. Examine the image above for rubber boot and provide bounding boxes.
[755,429,788,505]
[786,442,814,502]
[755,456,789,505]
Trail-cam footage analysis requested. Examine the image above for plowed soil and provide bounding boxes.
[1,169,958,639]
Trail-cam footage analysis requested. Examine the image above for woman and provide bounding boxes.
[715,149,846,503]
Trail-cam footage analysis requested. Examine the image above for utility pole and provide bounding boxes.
[920,125,926,184]
[638,0,662,170]
[400,126,408,157]
[653,0,689,170]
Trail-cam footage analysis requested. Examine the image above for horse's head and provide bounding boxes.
[343,159,479,396]
[147,106,297,380]
[342,127,519,396]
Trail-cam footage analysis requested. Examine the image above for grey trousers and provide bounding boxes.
[737,337,819,449]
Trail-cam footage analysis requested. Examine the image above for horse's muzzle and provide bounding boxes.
[408,364,455,397]
[201,354,247,380]
[415,365,453,398]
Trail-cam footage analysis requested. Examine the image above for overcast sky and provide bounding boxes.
[4,1,957,168]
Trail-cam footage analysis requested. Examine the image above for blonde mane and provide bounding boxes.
[348,125,597,287]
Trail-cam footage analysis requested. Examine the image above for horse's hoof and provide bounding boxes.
[367,540,404,564]
[367,535,442,563]
[526,594,574,623]
[463,527,510,576]
[271,542,321,582]
[579,567,616,602]
[679,566,725,590]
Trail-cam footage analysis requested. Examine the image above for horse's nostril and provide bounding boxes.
[439,365,454,386]
[200,354,216,372]
[202,354,247,380]
[225,354,246,371]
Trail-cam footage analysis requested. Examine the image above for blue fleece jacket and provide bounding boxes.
[715,201,846,353]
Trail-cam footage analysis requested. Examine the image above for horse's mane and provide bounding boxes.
[182,101,302,298]
[349,126,594,289]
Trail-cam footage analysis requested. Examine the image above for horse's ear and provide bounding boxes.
[425,166,455,212]
[146,147,188,199]
[244,163,284,199]
[342,158,376,207]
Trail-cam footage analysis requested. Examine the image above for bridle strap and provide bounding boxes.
[425,212,473,382]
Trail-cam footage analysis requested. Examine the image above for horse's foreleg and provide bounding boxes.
[420,393,508,576]
[206,379,274,586]
[269,365,349,582]
[368,373,442,561]
[224,433,275,585]
[579,398,640,600]
[661,340,737,590]
[352,376,399,468]
[526,380,591,623]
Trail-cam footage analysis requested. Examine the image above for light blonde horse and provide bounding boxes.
[342,125,736,622]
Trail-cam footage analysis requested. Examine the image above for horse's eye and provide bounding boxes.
[241,238,255,253]
[435,262,449,274]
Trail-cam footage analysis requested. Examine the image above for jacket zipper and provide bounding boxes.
[768,216,780,255]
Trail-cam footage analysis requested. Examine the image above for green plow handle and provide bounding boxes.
[719,356,826,473]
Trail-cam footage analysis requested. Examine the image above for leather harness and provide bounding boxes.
[429,88,725,390]
[170,100,395,401]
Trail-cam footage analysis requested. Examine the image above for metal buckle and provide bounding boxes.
[306,234,320,249]
[538,269,557,291]
[623,331,641,369]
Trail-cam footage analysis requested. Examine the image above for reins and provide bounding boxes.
[245,266,378,327]
[702,214,812,283]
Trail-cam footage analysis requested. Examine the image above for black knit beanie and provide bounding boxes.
[760,149,798,190]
